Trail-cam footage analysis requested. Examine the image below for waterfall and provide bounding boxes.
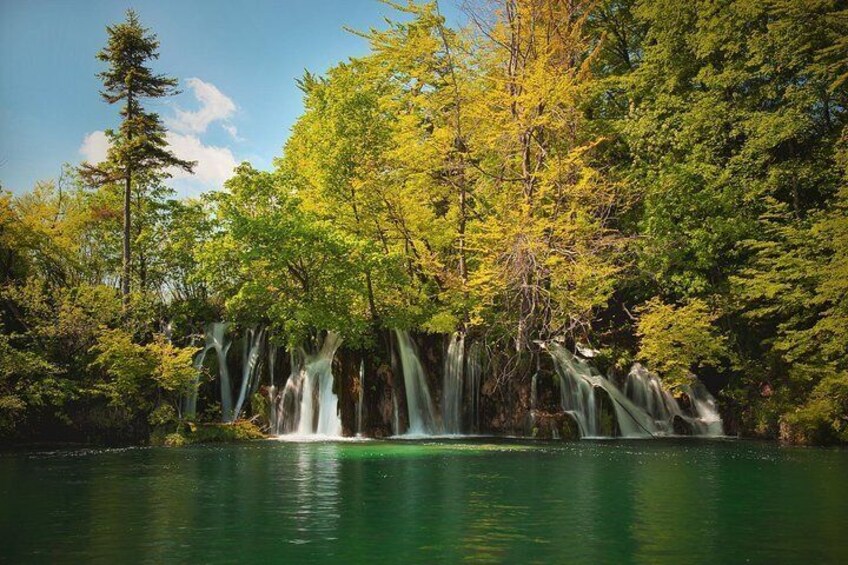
[530,372,538,412]
[547,343,725,439]
[232,327,265,421]
[208,323,235,422]
[314,334,341,436]
[356,360,365,436]
[680,381,724,436]
[466,341,483,434]
[393,330,440,435]
[267,345,279,433]
[528,371,539,432]
[184,347,204,418]
[186,323,272,422]
[548,344,658,438]
[185,323,233,422]
[442,333,464,434]
[624,364,723,436]
[690,382,724,435]
[624,364,678,433]
[273,332,343,437]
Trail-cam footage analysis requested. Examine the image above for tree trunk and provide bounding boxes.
[123,167,131,307]
[122,91,133,308]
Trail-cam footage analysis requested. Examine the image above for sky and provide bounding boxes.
[0,0,465,197]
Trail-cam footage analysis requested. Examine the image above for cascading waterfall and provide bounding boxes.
[548,344,599,437]
[315,335,342,436]
[466,341,483,434]
[274,349,305,435]
[273,332,343,437]
[624,364,678,433]
[548,343,724,439]
[184,322,233,421]
[185,323,271,422]
[624,364,723,436]
[548,343,659,438]
[267,345,279,433]
[442,333,464,434]
[232,327,265,422]
[680,381,724,436]
[391,392,400,436]
[187,322,723,440]
[530,373,538,412]
[211,323,235,422]
[393,330,440,435]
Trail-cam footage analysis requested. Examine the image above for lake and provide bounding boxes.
[1,439,846,563]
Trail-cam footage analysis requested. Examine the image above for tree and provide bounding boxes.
[81,10,194,306]
[463,0,625,355]
[199,163,373,346]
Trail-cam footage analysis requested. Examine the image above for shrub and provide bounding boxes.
[154,420,265,446]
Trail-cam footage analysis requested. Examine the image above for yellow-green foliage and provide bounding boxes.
[781,372,848,445]
[0,328,65,434]
[636,298,728,387]
[154,420,265,446]
[91,329,198,425]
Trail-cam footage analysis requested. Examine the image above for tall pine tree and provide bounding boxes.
[82,10,194,305]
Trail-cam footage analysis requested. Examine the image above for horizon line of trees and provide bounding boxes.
[2,0,847,445]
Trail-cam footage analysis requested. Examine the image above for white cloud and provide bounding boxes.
[222,123,243,142]
[77,78,241,194]
[79,130,110,163]
[168,77,238,136]
[77,130,236,191]
[165,132,237,186]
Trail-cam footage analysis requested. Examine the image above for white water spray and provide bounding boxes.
[548,344,658,438]
[548,343,724,439]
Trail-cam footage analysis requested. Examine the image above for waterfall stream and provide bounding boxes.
[356,360,365,436]
[442,333,464,435]
[393,330,440,436]
[466,341,483,434]
[274,332,343,437]
[232,327,265,421]
[184,322,233,421]
[548,343,723,438]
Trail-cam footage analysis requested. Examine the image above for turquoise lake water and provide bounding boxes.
[1,438,846,563]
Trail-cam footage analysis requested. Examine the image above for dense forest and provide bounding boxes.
[2,0,846,446]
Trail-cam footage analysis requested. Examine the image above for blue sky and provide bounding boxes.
[0,0,465,197]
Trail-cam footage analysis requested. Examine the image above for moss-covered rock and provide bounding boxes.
[595,387,620,437]
[532,411,580,440]
[672,414,695,436]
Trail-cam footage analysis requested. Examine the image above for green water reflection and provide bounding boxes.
[1,439,846,563]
